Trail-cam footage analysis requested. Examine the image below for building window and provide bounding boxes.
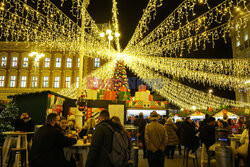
[20,76,27,88]
[236,40,240,47]
[23,57,28,67]
[65,77,71,88]
[9,76,16,87]
[12,57,18,67]
[244,32,248,41]
[44,58,50,67]
[1,57,7,67]
[54,76,60,88]
[94,58,100,68]
[76,77,79,88]
[0,76,4,87]
[77,58,80,68]
[55,58,61,67]
[66,58,72,68]
[43,76,49,88]
[32,76,38,88]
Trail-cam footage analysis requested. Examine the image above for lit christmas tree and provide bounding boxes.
[111,60,129,91]
[0,101,19,145]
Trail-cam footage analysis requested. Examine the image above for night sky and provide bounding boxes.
[54,0,236,105]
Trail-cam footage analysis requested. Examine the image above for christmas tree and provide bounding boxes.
[0,101,19,145]
[111,60,128,91]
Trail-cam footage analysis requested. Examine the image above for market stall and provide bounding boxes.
[8,91,76,125]
[213,109,239,121]
[188,111,206,122]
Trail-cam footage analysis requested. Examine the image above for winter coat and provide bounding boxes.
[182,121,199,151]
[29,124,77,167]
[85,119,124,167]
[165,123,179,146]
[134,117,147,139]
[13,118,34,132]
[145,121,168,152]
[199,124,216,149]
[176,121,183,140]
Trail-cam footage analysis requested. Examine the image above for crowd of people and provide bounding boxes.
[6,110,250,167]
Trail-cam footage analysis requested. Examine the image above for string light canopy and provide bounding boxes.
[122,54,250,90]
[0,0,249,109]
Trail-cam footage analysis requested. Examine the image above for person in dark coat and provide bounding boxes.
[182,117,199,154]
[134,112,147,158]
[125,116,132,124]
[85,110,124,167]
[13,112,34,132]
[199,114,210,130]
[176,119,183,155]
[29,113,77,167]
[199,117,216,150]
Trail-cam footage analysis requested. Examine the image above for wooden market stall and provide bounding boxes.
[8,91,76,125]
[212,109,239,121]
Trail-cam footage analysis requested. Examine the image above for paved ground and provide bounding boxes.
[137,147,210,167]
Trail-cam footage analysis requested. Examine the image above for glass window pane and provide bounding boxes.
[44,58,50,67]
[0,76,5,87]
[55,58,61,67]
[20,76,27,88]
[54,76,60,88]
[43,76,49,88]
[1,57,7,67]
[10,76,16,87]
[66,58,72,68]
[12,57,18,67]
[65,77,71,88]
[23,57,28,67]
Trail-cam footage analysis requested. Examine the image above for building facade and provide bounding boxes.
[231,12,250,106]
[0,42,105,100]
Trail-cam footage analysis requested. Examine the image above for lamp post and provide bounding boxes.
[29,52,45,74]
[100,29,120,51]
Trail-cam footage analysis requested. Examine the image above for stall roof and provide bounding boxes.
[7,90,74,100]
[213,110,239,118]
[188,111,206,117]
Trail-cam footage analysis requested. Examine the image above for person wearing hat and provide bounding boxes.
[145,111,168,167]
[134,112,147,158]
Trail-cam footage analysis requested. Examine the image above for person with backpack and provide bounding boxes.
[145,111,168,167]
[86,110,130,167]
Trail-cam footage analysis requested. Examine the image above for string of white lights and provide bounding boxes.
[124,0,164,51]
[122,58,250,109]
[121,54,250,89]
[125,0,249,57]
[58,60,116,99]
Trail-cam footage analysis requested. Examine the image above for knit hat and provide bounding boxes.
[166,118,173,124]
[148,111,160,121]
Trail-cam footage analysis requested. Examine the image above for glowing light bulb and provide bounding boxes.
[108,35,113,40]
[100,32,105,37]
[106,29,112,35]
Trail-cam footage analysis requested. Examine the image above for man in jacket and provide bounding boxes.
[85,110,123,167]
[199,117,216,150]
[182,117,199,154]
[29,113,77,167]
[13,112,34,132]
[145,111,168,167]
[134,112,147,158]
